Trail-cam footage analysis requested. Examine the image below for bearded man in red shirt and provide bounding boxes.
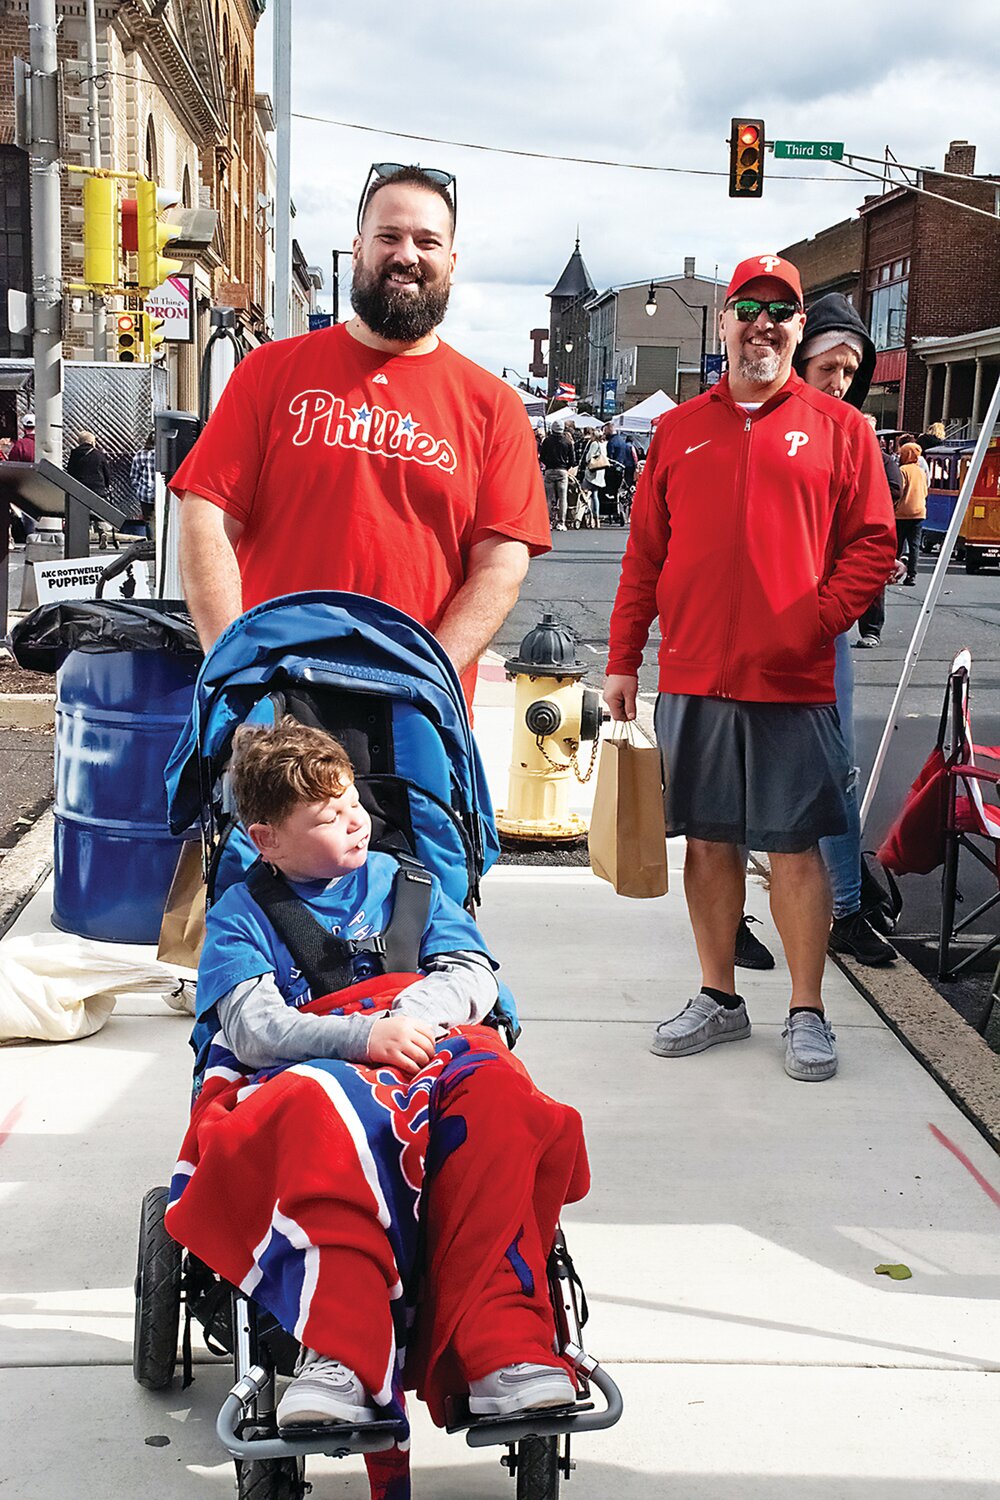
[604,254,895,1083]
[173,166,549,705]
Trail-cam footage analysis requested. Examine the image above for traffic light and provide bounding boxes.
[134,177,183,292]
[142,311,166,359]
[115,312,140,362]
[82,175,119,287]
[729,118,765,198]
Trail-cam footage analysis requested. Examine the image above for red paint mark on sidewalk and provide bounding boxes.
[0,1098,26,1149]
[929,1122,1000,1210]
[476,663,508,683]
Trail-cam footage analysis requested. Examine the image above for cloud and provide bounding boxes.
[258,0,1000,378]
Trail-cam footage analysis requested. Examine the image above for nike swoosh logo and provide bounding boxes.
[685,441,710,454]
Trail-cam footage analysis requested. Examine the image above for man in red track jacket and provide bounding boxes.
[604,254,896,1083]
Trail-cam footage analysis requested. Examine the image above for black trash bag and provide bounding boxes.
[9,600,201,675]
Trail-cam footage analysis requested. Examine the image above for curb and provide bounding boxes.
[0,809,54,937]
[832,948,1000,1155]
[0,694,55,730]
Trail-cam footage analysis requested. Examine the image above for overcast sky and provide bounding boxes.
[256,0,1000,376]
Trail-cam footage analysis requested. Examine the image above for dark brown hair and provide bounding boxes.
[361,165,455,233]
[230,717,354,828]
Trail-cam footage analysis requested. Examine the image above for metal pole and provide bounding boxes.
[29,0,63,464]
[860,367,1000,830]
[332,248,339,322]
[273,0,292,341]
[85,0,107,359]
[699,304,707,391]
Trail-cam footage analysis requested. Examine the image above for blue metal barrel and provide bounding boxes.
[53,647,200,943]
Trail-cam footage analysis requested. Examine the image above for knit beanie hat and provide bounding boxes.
[800,329,865,362]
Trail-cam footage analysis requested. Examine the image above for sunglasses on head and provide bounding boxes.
[356,162,457,234]
[729,297,801,324]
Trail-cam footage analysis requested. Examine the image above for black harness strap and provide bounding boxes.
[245,856,433,999]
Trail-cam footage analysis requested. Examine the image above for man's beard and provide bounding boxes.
[737,345,782,385]
[351,261,450,342]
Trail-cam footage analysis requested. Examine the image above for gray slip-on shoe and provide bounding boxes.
[783,1009,837,1082]
[651,993,751,1057]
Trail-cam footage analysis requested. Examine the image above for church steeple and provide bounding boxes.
[548,238,595,302]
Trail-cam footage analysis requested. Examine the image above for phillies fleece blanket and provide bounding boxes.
[165,975,589,1500]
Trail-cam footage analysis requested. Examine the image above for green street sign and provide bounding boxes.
[773,140,845,161]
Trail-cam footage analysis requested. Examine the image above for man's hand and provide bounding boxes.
[366,1014,438,1075]
[603,673,638,722]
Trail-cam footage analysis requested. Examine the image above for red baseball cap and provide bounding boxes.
[725,253,803,307]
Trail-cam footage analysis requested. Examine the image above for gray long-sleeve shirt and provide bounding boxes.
[216,950,499,1071]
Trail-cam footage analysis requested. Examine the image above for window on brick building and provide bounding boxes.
[868,256,909,350]
[0,146,31,359]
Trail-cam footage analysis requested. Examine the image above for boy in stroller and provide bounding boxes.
[164,718,587,1464]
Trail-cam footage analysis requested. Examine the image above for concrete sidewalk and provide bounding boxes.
[1,663,999,1497]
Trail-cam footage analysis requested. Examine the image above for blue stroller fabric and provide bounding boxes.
[164,591,514,1032]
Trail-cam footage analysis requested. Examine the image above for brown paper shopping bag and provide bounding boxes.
[156,840,207,968]
[588,724,669,898]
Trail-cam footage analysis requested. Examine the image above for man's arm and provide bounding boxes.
[178,494,245,652]
[435,534,530,678]
[818,430,897,640]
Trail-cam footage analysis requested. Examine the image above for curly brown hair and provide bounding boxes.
[230,717,354,828]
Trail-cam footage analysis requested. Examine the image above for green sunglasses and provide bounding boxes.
[729,297,801,324]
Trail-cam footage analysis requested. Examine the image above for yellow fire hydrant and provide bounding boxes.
[495,614,606,844]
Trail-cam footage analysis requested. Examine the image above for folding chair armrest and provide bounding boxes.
[952,764,1000,785]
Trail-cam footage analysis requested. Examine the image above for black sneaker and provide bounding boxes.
[734,914,775,971]
[829,911,897,966]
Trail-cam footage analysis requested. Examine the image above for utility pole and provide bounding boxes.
[331,248,352,323]
[85,0,107,359]
[273,0,292,340]
[29,0,63,463]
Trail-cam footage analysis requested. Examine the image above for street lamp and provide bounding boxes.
[645,281,709,390]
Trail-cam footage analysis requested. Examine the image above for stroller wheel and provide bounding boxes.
[237,1457,306,1500]
[515,1435,561,1499]
[133,1187,181,1390]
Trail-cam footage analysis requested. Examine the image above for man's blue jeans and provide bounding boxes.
[819,631,861,918]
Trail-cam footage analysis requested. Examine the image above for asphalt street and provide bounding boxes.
[496,525,1000,945]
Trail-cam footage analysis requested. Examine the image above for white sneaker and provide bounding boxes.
[468,1362,575,1416]
[276,1348,377,1427]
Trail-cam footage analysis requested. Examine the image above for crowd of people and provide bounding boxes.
[536,417,644,528]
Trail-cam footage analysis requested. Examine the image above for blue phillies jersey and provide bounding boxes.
[197,850,494,1019]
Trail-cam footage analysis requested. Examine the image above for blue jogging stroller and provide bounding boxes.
[132,591,622,1500]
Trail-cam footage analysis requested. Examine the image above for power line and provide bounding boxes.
[290,111,861,183]
[840,157,1000,225]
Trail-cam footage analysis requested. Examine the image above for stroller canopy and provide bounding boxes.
[165,591,499,907]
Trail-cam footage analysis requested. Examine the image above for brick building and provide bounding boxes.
[0,0,306,430]
[778,217,862,305]
[779,141,1000,431]
[546,239,596,400]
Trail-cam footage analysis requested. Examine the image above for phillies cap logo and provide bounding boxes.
[785,431,810,458]
[759,255,782,273]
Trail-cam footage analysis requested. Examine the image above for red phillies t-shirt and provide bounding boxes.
[171,324,550,700]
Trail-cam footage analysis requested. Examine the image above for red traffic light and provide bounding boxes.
[729,117,765,199]
[116,313,136,334]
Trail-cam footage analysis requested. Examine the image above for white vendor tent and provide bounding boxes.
[503,378,547,417]
[616,389,676,432]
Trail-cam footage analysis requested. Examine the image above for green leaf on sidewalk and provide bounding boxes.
[874,1263,912,1281]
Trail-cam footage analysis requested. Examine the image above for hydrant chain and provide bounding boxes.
[534,733,601,785]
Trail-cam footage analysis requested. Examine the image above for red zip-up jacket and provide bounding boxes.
[607,373,896,704]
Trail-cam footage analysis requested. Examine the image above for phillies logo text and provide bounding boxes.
[288,390,458,473]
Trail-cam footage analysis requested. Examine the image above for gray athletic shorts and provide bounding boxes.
[653,693,850,853]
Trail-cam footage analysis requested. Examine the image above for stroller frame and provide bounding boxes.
[135,593,622,1498]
